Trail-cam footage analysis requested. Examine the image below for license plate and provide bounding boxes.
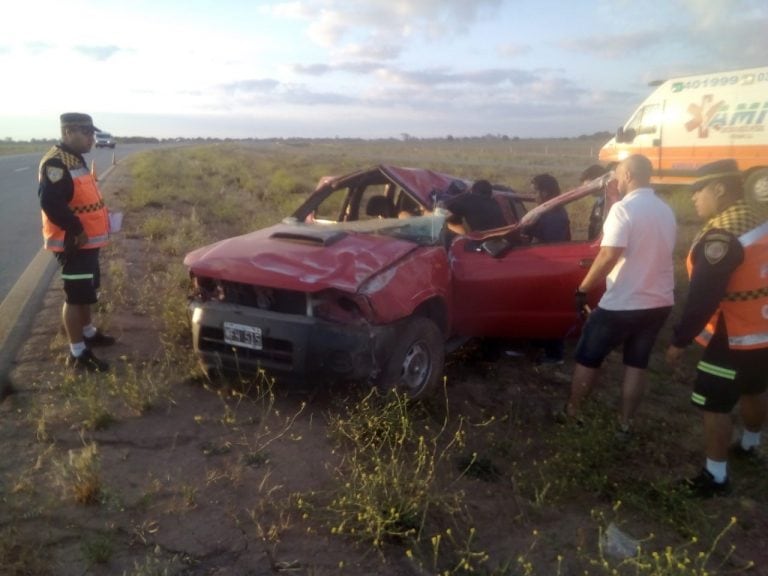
[223,322,263,350]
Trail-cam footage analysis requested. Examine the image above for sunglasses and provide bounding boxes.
[70,126,96,135]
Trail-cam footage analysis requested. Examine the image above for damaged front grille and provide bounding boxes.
[199,278,308,314]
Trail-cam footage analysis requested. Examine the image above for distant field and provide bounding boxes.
[122,137,612,249]
[0,135,606,180]
[0,141,52,156]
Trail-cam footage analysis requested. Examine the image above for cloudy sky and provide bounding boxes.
[0,0,765,140]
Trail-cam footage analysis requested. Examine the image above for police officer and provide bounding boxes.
[39,113,115,372]
[667,159,768,497]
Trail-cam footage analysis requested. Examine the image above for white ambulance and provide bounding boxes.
[599,66,768,203]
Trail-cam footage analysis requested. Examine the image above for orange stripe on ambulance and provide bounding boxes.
[599,66,768,203]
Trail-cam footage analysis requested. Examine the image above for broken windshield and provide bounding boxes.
[284,214,448,246]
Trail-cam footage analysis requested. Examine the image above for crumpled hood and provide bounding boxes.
[184,223,419,293]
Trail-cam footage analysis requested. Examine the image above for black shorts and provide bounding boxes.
[574,306,672,369]
[54,248,101,305]
[691,319,768,413]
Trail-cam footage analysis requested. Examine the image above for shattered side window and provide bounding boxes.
[314,187,350,223]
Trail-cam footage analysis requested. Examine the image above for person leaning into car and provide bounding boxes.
[38,113,116,373]
[665,159,768,497]
[564,154,677,436]
[443,179,507,235]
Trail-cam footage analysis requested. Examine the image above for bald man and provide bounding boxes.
[563,154,677,437]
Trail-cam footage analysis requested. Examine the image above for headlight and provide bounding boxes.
[191,275,224,302]
[310,290,372,323]
[191,305,204,325]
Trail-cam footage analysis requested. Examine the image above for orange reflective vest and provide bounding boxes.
[687,202,768,350]
[39,146,109,252]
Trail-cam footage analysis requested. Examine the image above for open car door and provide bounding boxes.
[449,176,618,340]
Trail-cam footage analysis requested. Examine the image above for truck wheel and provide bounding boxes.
[378,317,444,399]
[745,169,768,204]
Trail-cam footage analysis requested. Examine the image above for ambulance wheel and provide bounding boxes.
[745,169,768,204]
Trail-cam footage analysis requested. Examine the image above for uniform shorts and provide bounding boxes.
[54,248,101,305]
[692,320,768,413]
[574,306,672,369]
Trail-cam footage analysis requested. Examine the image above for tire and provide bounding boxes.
[378,317,444,399]
[745,169,768,204]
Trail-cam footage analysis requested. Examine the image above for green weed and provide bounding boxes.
[60,371,115,431]
[322,387,466,548]
[81,532,114,566]
[519,405,629,502]
[140,213,176,241]
[109,360,172,414]
[216,369,306,457]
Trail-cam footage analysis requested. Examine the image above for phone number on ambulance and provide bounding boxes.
[672,72,768,91]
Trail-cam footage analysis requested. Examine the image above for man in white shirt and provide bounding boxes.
[564,154,677,436]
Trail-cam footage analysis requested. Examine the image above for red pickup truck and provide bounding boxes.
[184,165,616,397]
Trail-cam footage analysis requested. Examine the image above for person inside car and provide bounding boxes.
[528,173,571,243]
[527,173,570,364]
[444,179,506,235]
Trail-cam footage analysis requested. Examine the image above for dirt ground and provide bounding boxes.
[1,164,767,575]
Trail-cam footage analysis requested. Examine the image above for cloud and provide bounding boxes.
[216,78,354,107]
[679,0,761,27]
[497,42,531,59]
[292,63,333,76]
[74,45,123,61]
[272,0,502,54]
[562,30,665,59]
[25,42,54,55]
[377,66,538,89]
[283,62,590,121]
[685,11,768,67]
[337,42,400,61]
[280,85,357,106]
[563,1,767,69]
[293,59,540,88]
[292,61,383,76]
[221,79,281,94]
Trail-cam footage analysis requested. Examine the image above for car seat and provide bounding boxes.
[365,195,396,218]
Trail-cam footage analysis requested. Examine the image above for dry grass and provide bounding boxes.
[2,137,765,575]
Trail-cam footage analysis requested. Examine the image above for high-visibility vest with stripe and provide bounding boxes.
[687,206,768,350]
[39,146,109,252]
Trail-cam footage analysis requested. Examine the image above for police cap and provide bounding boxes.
[690,159,741,192]
[60,112,100,133]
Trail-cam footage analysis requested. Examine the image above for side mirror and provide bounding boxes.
[616,127,636,143]
[481,237,512,259]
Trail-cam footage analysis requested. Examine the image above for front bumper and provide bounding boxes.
[188,300,395,383]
